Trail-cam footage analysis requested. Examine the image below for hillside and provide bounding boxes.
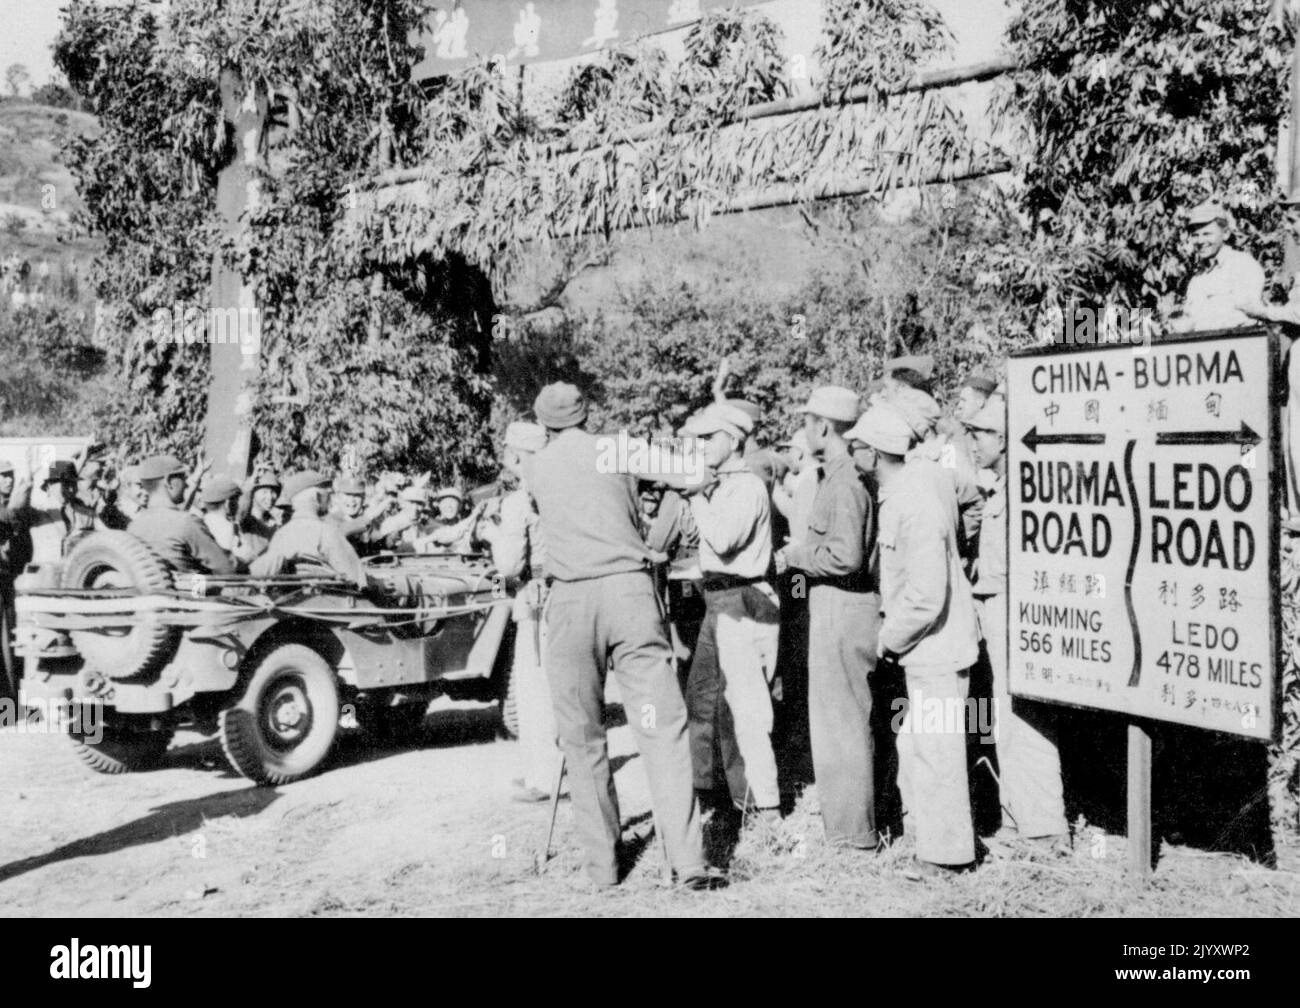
[0,98,100,310]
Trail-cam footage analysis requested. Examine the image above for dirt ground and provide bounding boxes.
[1,697,1298,918]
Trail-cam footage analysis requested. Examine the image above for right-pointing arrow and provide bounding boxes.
[1155,422,1261,448]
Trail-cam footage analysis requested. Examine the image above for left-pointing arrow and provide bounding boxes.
[1021,426,1107,454]
[1154,422,1261,448]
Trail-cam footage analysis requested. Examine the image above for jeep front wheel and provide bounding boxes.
[218,644,340,785]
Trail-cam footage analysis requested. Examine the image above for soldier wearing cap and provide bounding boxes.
[326,475,390,557]
[237,470,283,559]
[75,457,128,531]
[199,477,254,566]
[1171,199,1264,332]
[851,405,980,874]
[779,385,880,850]
[890,385,984,570]
[883,355,936,397]
[965,402,1069,853]
[420,487,481,553]
[477,421,558,803]
[128,455,235,576]
[392,485,433,554]
[11,459,108,565]
[956,374,996,424]
[117,464,148,519]
[250,471,368,589]
[679,402,782,826]
[526,382,712,889]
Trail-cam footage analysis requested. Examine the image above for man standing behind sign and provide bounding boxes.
[965,402,1069,853]
[1171,200,1264,333]
[854,404,980,874]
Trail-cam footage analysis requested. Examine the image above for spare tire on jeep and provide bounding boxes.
[60,531,180,680]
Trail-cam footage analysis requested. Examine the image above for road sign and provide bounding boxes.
[1006,328,1281,741]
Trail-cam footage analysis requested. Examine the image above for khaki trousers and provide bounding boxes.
[978,595,1068,838]
[513,593,559,794]
[546,571,704,884]
[687,582,780,809]
[896,660,976,866]
[807,585,879,848]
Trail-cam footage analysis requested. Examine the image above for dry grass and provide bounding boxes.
[297,787,1300,918]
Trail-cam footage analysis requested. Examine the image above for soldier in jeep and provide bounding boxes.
[251,471,368,589]
[127,454,235,576]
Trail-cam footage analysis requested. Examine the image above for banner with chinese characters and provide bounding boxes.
[411,0,770,78]
[1006,329,1280,741]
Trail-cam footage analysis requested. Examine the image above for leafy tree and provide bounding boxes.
[54,0,495,481]
[549,185,1016,443]
[988,0,1294,323]
[30,81,79,110]
[0,303,106,435]
[5,63,30,98]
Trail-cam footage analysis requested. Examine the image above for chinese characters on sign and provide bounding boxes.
[1006,330,1279,740]
[412,0,766,78]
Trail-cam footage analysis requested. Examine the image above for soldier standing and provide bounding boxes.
[477,421,556,803]
[1171,199,1264,332]
[681,402,781,825]
[526,382,714,890]
[13,460,106,564]
[965,403,1069,853]
[779,386,880,850]
[855,405,981,875]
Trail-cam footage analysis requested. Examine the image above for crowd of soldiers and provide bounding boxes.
[0,364,1047,889]
[1,188,1287,889]
[511,361,1065,891]
[0,451,494,700]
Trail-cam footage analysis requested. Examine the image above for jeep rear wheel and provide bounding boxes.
[70,728,173,775]
[219,644,339,785]
[61,531,179,681]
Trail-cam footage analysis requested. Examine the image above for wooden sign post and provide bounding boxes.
[1006,328,1282,879]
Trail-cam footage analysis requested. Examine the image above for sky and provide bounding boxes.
[0,0,1007,96]
[0,2,64,91]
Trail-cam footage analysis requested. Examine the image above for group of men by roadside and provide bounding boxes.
[493,362,1076,892]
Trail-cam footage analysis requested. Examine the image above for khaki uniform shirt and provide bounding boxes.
[689,457,771,579]
[129,506,235,575]
[250,516,367,588]
[973,472,1007,598]
[1182,246,1265,331]
[784,454,874,592]
[877,459,980,669]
